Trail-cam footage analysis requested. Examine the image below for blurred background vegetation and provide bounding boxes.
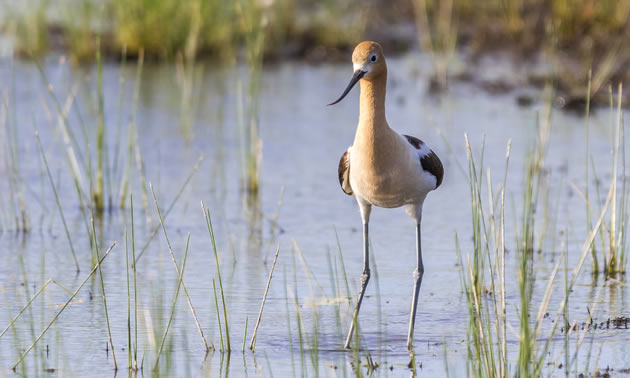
[2,0,629,104]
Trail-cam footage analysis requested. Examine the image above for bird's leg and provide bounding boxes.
[344,222,370,349]
[407,222,424,351]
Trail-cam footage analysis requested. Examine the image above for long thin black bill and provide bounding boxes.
[327,70,366,106]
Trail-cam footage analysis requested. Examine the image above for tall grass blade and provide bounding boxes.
[249,244,280,351]
[12,242,116,370]
[150,183,209,350]
[35,131,80,272]
[134,155,203,264]
[154,233,191,370]
[91,217,117,370]
[202,201,230,352]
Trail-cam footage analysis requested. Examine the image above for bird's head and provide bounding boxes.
[328,41,386,106]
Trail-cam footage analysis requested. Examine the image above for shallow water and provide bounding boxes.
[0,52,629,377]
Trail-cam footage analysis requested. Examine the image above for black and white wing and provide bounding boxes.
[403,135,444,189]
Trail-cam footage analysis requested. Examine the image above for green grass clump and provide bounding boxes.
[1,63,29,233]
[596,84,628,277]
[112,0,236,60]
[4,0,50,58]
[580,83,628,278]
[417,0,630,50]
[4,0,365,63]
[459,90,620,376]
[203,202,231,353]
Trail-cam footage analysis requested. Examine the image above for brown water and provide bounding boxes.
[0,52,629,377]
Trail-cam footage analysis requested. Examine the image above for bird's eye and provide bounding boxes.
[370,54,377,62]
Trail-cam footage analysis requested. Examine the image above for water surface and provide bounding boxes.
[0,52,628,377]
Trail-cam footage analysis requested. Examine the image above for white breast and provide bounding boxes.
[349,135,434,208]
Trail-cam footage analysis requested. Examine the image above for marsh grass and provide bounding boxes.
[579,83,629,277]
[0,280,74,341]
[280,267,297,376]
[249,245,280,352]
[11,242,116,371]
[133,156,203,264]
[203,202,231,353]
[93,40,107,213]
[152,185,210,351]
[59,0,101,64]
[31,52,117,222]
[90,217,117,370]
[124,229,133,370]
[131,204,139,369]
[212,279,225,353]
[4,0,366,63]
[412,0,458,90]
[112,0,237,60]
[603,84,629,276]
[154,234,191,370]
[3,8,630,374]
[406,0,630,103]
[35,59,88,207]
[35,132,80,272]
[28,45,155,225]
[460,90,621,376]
[1,65,29,233]
[4,0,50,57]
[235,0,265,197]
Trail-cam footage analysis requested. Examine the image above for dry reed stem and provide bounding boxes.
[249,244,280,351]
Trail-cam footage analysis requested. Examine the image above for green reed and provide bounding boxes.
[235,0,265,196]
[131,193,139,370]
[5,0,50,57]
[125,229,132,369]
[94,40,107,212]
[249,245,280,352]
[152,184,210,351]
[154,234,191,370]
[604,83,628,276]
[580,83,629,277]
[460,95,618,376]
[35,132,80,272]
[133,156,203,264]
[213,279,225,353]
[1,61,29,232]
[412,0,458,90]
[12,242,116,370]
[203,201,231,353]
[90,218,117,370]
[34,60,88,208]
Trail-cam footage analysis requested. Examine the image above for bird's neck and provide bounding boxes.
[358,74,387,127]
[355,73,390,147]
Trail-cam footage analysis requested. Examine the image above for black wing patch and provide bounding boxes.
[338,149,353,196]
[403,134,425,149]
[420,151,444,188]
[404,135,444,189]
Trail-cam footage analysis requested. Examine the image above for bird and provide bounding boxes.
[328,41,444,351]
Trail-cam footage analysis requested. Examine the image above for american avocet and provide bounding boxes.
[329,41,444,351]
